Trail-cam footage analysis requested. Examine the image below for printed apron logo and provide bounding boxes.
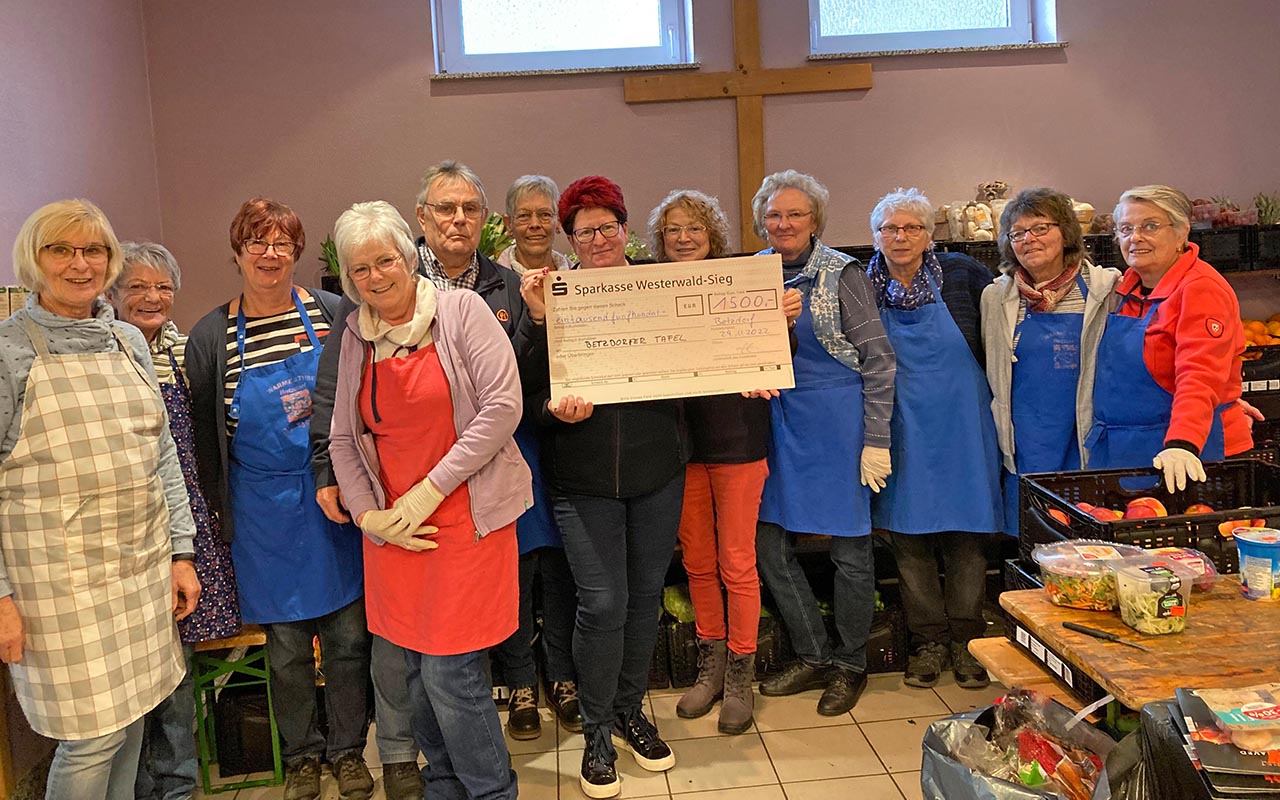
[270,375,313,428]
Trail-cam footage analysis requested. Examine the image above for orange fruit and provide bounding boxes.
[1246,320,1267,337]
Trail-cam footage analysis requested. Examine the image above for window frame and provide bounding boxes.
[431,0,695,76]
[808,0,1047,56]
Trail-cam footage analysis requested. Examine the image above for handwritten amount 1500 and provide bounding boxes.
[709,290,778,313]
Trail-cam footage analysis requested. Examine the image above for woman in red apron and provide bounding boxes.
[1087,186,1249,491]
[327,201,530,800]
[0,200,197,800]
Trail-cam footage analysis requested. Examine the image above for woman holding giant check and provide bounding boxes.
[522,176,685,800]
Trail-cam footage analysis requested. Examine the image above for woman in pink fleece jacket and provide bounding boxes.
[327,201,531,800]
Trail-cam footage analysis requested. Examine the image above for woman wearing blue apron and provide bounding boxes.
[1087,186,1249,492]
[981,188,1123,537]
[866,189,1001,692]
[751,171,897,718]
[185,199,371,800]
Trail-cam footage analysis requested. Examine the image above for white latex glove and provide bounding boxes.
[392,479,446,531]
[358,508,440,552]
[860,446,892,493]
[1152,447,1206,493]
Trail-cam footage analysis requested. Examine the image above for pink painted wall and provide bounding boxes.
[137,0,1280,328]
[0,0,162,286]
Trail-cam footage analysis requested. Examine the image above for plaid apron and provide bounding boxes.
[0,319,183,739]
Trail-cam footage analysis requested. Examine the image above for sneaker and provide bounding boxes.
[817,667,867,716]
[548,679,584,733]
[332,752,374,800]
[381,761,423,800]
[951,641,991,689]
[904,642,950,689]
[758,660,831,696]
[580,725,621,799]
[611,707,675,772]
[283,756,321,800]
[506,685,542,740]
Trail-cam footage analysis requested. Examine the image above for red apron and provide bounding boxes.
[359,343,518,656]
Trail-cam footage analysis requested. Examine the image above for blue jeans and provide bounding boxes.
[886,531,990,649]
[46,716,145,800]
[756,524,874,673]
[371,634,418,764]
[403,648,516,800]
[490,546,578,687]
[134,644,197,800]
[262,598,371,763]
[553,472,685,731]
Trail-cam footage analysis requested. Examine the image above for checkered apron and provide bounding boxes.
[0,319,183,739]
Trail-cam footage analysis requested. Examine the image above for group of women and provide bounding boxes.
[0,169,1247,800]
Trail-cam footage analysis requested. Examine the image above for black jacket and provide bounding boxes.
[186,288,344,541]
[309,244,545,487]
[935,251,991,369]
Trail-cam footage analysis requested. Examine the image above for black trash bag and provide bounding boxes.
[1137,700,1210,800]
[1103,730,1151,800]
[921,690,1115,800]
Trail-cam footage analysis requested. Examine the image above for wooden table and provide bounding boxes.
[998,577,1280,708]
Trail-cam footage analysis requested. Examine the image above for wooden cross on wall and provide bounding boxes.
[624,0,872,250]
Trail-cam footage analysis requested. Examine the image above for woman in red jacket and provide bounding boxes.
[1087,185,1249,491]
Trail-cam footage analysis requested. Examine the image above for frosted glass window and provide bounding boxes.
[433,0,694,75]
[810,0,1056,55]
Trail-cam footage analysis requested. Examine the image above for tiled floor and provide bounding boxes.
[210,673,1006,800]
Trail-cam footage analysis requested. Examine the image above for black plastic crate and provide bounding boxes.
[1190,226,1254,272]
[1082,234,1121,270]
[647,616,671,690]
[1003,617,1111,706]
[213,684,279,776]
[1003,558,1043,591]
[866,606,907,673]
[1017,459,1280,574]
[754,613,792,679]
[1255,225,1280,269]
[666,618,699,688]
[1241,346,1280,392]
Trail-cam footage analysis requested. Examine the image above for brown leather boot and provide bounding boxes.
[718,651,756,734]
[676,638,727,719]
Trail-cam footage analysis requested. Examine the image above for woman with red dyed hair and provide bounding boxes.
[521,176,686,799]
[186,198,371,800]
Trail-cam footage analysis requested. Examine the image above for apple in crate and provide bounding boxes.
[1185,503,1214,514]
[1218,517,1267,537]
[1124,497,1168,519]
[1089,507,1123,522]
[1047,508,1070,525]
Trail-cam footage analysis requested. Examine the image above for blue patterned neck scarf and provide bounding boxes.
[867,249,943,310]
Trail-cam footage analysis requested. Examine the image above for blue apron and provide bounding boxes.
[1086,296,1228,469]
[758,277,870,537]
[512,421,561,554]
[228,290,363,624]
[1001,277,1087,535]
[872,271,1001,534]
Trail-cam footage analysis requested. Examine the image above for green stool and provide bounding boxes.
[192,625,284,794]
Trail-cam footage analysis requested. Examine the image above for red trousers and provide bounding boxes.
[676,460,768,654]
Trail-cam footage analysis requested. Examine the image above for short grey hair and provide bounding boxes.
[751,170,829,240]
[332,201,420,301]
[646,189,732,262]
[1114,184,1192,233]
[12,199,124,293]
[415,160,488,210]
[505,175,559,217]
[108,241,182,300]
[870,188,933,237]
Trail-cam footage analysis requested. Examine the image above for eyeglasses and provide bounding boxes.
[514,210,555,225]
[243,239,296,257]
[424,201,485,221]
[662,223,708,238]
[121,281,175,298]
[763,211,814,227]
[348,253,403,282]
[572,221,622,243]
[1007,222,1061,243]
[42,243,111,264]
[1116,221,1173,238]
[877,223,928,238]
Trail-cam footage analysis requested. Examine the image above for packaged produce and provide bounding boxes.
[1115,562,1192,635]
[1234,527,1280,601]
[1031,540,1146,611]
[1195,684,1280,751]
[1141,546,1219,591]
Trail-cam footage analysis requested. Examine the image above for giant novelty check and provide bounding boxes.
[545,255,795,405]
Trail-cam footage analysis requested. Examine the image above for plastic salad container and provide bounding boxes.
[1140,547,1219,592]
[1031,540,1147,611]
[1234,527,1280,601]
[1115,561,1194,635]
